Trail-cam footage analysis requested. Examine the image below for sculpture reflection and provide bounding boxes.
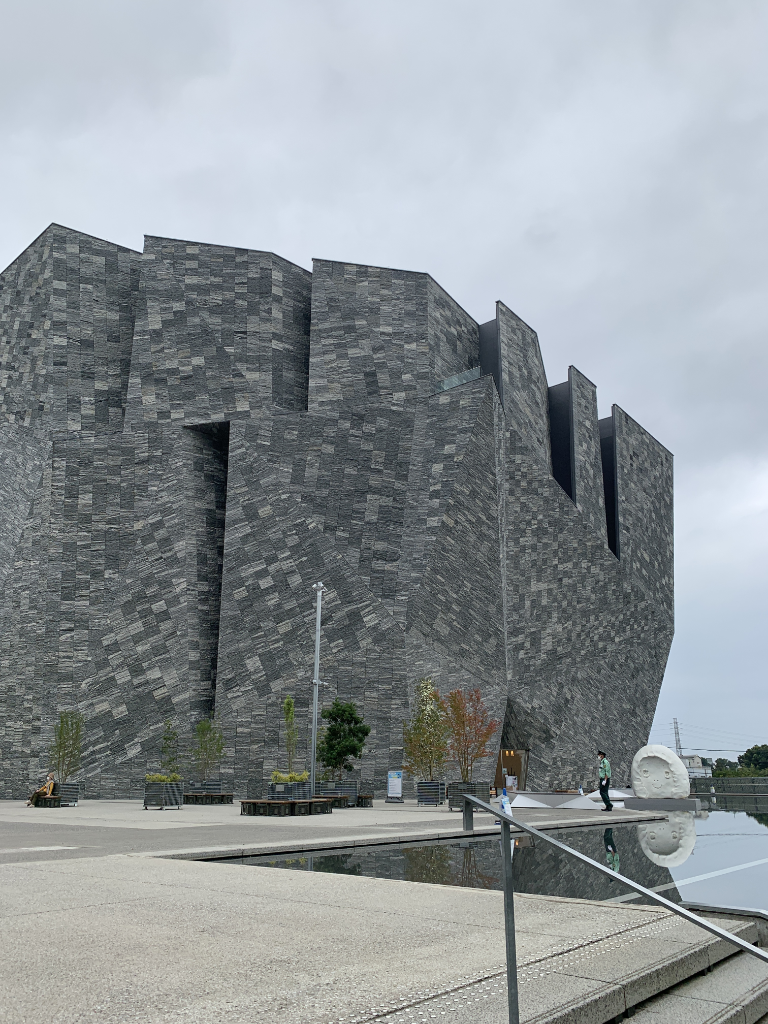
[637,811,696,868]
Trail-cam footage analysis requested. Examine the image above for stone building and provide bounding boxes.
[0,224,673,798]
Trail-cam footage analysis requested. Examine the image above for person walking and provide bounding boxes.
[598,749,613,811]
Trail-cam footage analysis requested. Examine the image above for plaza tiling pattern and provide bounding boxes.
[0,225,673,798]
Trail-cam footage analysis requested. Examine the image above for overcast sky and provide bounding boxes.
[2,1,765,760]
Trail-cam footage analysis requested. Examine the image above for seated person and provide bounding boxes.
[27,771,55,807]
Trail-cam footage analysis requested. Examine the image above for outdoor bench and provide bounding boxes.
[356,793,374,807]
[36,794,61,808]
[183,792,234,805]
[33,782,79,808]
[240,798,333,817]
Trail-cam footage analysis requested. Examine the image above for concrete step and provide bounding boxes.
[632,949,768,1024]
[366,912,763,1024]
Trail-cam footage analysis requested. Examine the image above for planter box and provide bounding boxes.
[417,781,446,806]
[143,782,183,809]
[58,782,80,806]
[316,780,359,807]
[268,781,311,801]
[447,781,491,811]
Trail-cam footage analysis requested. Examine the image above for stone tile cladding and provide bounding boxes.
[0,228,673,798]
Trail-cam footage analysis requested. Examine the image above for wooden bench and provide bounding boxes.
[356,793,374,807]
[35,793,61,808]
[240,798,333,817]
[183,792,234,805]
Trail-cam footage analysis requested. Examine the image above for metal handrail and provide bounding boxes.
[462,794,768,1024]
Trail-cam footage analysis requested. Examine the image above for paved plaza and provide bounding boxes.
[4,799,734,1024]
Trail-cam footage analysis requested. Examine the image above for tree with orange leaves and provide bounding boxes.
[445,688,500,783]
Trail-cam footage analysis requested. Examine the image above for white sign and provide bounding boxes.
[387,771,403,798]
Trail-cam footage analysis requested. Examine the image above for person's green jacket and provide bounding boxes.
[599,757,611,781]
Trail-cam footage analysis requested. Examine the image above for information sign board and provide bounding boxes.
[387,770,403,801]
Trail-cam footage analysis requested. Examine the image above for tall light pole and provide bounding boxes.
[310,582,325,798]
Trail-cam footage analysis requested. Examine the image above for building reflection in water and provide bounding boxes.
[241,813,703,905]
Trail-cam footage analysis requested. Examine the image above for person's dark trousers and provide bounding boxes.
[599,779,613,811]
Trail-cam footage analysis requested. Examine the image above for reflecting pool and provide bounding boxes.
[224,800,768,913]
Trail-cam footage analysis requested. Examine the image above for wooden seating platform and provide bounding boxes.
[356,793,374,807]
[36,794,61,808]
[183,792,234,805]
[324,794,353,809]
[240,798,334,817]
[31,782,79,808]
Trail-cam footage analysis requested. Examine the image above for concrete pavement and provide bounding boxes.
[1,798,693,1024]
[0,797,662,864]
[3,848,756,1024]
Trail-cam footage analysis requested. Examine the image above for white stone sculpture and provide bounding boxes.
[637,812,696,867]
[631,744,690,799]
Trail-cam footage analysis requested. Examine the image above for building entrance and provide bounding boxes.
[494,748,529,793]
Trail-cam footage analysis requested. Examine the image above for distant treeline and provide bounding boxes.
[712,744,768,777]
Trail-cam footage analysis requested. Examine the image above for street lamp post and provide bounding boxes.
[310,582,325,798]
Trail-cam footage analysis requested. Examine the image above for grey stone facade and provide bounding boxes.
[0,225,673,798]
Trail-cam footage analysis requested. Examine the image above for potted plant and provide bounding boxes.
[48,710,84,806]
[315,699,370,805]
[187,715,225,793]
[144,720,184,809]
[143,772,183,808]
[268,770,311,800]
[283,695,298,775]
[403,679,449,805]
[268,696,311,799]
[444,687,499,810]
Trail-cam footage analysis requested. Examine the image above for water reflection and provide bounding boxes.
[603,828,620,873]
[701,793,768,817]
[241,821,683,904]
[402,845,498,889]
[637,812,697,868]
[232,806,768,911]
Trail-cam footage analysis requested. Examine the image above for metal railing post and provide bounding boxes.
[463,794,474,832]
[501,820,520,1024]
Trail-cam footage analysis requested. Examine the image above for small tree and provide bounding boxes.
[49,710,84,783]
[445,688,500,783]
[402,678,449,782]
[190,715,225,782]
[283,696,298,774]
[317,700,370,779]
[160,720,181,777]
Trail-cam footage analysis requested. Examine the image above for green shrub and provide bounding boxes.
[145,773,182,783]
[190,715,225,782]
[403,679,449,782]
[317,699,370,780]
[283,696,298,774]
[160,720,181,776]
[271,770,309,784]
[49,710,85,783]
